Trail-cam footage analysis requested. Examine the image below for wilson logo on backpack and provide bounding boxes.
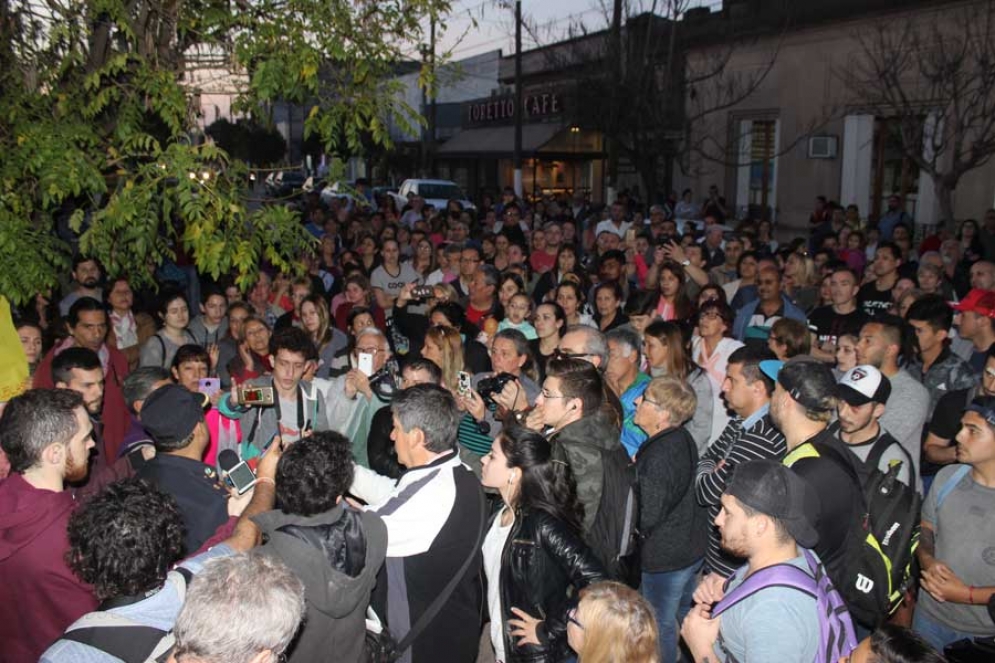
[855,574,874,594]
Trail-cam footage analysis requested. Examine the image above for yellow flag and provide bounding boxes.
[0,297,30,403]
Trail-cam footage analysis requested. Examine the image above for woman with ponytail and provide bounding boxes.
[480,425,607,663]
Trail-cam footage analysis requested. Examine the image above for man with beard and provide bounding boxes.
[59,255,103,316]
[50,348,117,471]
[830,365,914,487]
[35,297,131,460]
[0,389,146,663]
[683,460,851,663]
[764,357,863,591]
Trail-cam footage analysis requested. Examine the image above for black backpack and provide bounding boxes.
[53,567,193,662]
[586,444,641,587]
[818,440,921,628]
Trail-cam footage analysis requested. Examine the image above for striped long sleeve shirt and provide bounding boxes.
[695,404,786,577]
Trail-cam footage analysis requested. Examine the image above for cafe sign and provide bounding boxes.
[464,92,564,127]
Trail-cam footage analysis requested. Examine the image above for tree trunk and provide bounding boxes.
[935,178,956,231]
[637,153,659,208]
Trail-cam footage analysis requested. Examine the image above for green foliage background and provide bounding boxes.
[0,0,448,305]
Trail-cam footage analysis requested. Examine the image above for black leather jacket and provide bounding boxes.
[498,507,606,662]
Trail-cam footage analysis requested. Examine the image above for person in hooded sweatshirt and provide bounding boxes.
[0,389,146,663]
[254,430,388,663]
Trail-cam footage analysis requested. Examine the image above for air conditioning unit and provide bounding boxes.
[808,136,838,159]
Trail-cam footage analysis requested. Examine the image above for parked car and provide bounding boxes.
[397,179,475,212]
[264,170,307,199]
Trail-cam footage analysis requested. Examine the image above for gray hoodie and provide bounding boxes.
[254,505,388,663]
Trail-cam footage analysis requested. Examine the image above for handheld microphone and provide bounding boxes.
[218,449,240,473]
[218,449,257,495]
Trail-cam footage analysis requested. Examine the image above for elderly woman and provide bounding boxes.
[633,377,708,663]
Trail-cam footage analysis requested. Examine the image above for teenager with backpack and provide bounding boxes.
[682,460,857,663]
[831,365,914,488]
[633,376,707,663]
[914,396,995,652]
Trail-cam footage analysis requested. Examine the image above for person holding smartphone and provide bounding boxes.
[321,326,394,468]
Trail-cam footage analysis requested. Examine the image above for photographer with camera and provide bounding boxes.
[219,327,328,458]
[456,329,540,476]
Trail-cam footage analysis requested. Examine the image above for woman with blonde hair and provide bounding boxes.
[421,324,464,391]
[783,252,819,312]
[299,294,347,378]
[567,581,660,663]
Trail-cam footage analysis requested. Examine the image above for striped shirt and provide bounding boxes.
[695,405,786,577]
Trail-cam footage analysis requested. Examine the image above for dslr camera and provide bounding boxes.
[476,372,517,408]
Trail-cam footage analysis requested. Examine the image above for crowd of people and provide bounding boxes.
[3,183,995,663]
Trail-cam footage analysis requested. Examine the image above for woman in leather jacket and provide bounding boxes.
[480,425,606,663]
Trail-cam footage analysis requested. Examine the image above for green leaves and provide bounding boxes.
[1,0,452,305]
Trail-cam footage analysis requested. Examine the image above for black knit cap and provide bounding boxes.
[726,459,820,548]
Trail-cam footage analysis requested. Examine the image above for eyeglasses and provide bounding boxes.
[641,396,663,408]
[567,607,584,630]
[356,347,384,355]
[553,349,593,360]
[541,389,567,399]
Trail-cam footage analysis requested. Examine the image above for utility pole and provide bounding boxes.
[420,14,437,177]
[606,0,622,205]
[428,13,437,177]
[513,0,523,199]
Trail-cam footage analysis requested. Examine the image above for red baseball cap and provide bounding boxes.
[950,289,995,317]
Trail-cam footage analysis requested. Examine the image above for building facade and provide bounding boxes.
[680,0,995,233]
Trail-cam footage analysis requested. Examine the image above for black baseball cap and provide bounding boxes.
[141,384,207,446]
[726,459,820,548]
[760,356,837,413]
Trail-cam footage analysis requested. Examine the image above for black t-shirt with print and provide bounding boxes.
[808,305,869,346]
[858,282,894,317]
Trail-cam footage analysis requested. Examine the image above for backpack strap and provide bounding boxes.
[393,485,488,654]
[935,465,972,510]
[712,562,817,618]
[864,434,890,474]
[60,613,170,661]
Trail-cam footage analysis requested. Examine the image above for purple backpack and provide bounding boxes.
[712,549,858,663]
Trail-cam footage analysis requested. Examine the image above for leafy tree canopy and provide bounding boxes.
[0,0,449,305]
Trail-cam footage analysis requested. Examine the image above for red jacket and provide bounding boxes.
[0,458,137,662]
[35,343,131,460]
[0,476,94,663]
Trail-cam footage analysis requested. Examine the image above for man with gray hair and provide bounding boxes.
[605,326,651,456]
[350,384,486,663]
[557,323,609,369]
[320,326,393,466]
[168,553,305,663]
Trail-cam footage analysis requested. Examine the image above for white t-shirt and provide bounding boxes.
[483,508,514,663]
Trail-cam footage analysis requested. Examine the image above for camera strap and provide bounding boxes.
[245,382,304,449]
[274,381,305,438]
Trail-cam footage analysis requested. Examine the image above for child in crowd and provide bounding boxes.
[497,293,537,340]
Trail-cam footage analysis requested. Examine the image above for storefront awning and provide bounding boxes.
[436,123,563,156]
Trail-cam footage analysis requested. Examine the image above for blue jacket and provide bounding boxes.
[732,296,807,342]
